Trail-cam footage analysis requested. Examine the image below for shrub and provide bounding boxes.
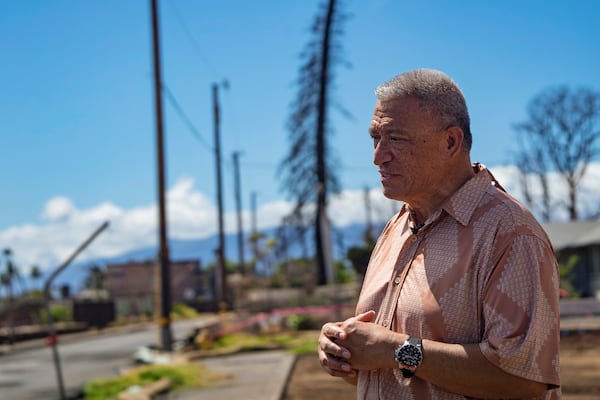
[171,303,198,319]
[39,304,72,324]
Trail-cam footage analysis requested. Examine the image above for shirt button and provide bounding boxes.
[394,277,401,285]
[412,236,418,242]
[382,320,390,327]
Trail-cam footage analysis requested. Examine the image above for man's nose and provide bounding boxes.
[373,140,392,166]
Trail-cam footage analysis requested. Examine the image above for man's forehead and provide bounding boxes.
[373,97,428,118]
[369,114,394,130]
[374,96,421,112]
[370,100,411,126]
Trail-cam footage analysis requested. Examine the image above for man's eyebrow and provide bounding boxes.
[370,127,407,136]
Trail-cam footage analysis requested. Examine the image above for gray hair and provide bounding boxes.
[375,68,472,150]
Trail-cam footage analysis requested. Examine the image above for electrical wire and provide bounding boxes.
[161,83,213,153]
[166,0,221,80]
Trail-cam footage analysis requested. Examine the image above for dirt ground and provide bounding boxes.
[283,331,600,400]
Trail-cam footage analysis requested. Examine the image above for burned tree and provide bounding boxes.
[515,85,600,221]
[278,0,349,285]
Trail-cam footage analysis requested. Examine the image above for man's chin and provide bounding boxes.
[381,187,404,202]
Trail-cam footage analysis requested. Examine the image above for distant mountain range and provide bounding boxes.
[43,222,384,294]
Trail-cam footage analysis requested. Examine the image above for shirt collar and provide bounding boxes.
[441,163,498,227]
[397,163,502,228]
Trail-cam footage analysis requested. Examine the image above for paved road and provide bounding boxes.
[167,350,295,400]
[0,316,218,400]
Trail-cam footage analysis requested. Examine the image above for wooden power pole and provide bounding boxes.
[232,151,246,276]
[150,0,172,350]
[213,83,228,310]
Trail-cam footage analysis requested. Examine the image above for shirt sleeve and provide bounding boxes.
[479,234,561,388]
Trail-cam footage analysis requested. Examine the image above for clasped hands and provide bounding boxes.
[318,310,405,383]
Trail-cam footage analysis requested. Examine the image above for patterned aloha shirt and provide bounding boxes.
[356,164,561,399]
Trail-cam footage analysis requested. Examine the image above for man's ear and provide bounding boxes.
[445,126,465,156]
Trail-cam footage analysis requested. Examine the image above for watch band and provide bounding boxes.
[401,367,415,378]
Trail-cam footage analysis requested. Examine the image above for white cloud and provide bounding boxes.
[489,161,600,221]
[329,188,399,227]
[0,177,294,274]
[1,164,598,274]
[41,196,75,221]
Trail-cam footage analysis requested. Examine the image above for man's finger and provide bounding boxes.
[354,310,376,322]
[323,322,348,340]
[320,355,355,377]
[319,334,351,359]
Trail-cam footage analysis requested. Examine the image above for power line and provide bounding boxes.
[163,2,239,165]
[163,2,228,155]
[166,0,221,80]
[161,83,213,153]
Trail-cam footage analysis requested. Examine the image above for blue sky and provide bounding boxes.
[1,0,599,272]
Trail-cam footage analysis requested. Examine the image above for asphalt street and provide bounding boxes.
[0,316,219,400]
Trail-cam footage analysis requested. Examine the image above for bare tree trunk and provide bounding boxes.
[568,174,578,220]
[315,0,336,286]
[514,85,600,221]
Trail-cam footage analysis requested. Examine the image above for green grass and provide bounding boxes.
[84,363,229,400]
[83,330,319,399]
[209,330,319,356]
[288,334,319,355]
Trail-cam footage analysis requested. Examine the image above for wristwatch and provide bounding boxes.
[394,337,423,378]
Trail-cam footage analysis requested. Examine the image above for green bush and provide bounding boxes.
[559,254,580,298]
[286,314,316,330]
[39,304,72,324]
[84,374,137,400]
[334,260,355,284]
[171,303,198,319]
[138,365,196,387]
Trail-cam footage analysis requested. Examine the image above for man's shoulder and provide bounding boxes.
[478,186,549,240]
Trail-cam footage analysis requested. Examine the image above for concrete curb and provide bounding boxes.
[167,350,297,400]
[277,353,298,400]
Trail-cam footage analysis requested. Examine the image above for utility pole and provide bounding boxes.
[250,191,258,276]
[213,83,228,310]
[2,249,15,346]
[251,192,258,238]
[150,0,172,351]
[44,221,109,400]
[232,151,245,275]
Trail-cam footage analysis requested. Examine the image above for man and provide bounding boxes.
[318,69,560,399]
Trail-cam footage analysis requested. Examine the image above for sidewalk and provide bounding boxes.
[560,315,600,332]
[167,350,296,400]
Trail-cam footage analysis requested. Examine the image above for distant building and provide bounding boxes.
[104,259,216,317]
[543,221,600,298]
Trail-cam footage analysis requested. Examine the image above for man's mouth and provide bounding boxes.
[379,171,397,179]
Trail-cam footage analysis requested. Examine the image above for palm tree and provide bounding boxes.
[3,248,27,297]
[29,265,43,297]
[2,249,15,301]
[1,248,16,343]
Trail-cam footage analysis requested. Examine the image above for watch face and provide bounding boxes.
[396,343,422,369]
[401,345,421,367]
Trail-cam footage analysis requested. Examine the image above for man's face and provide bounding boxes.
[369,97,446,203]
